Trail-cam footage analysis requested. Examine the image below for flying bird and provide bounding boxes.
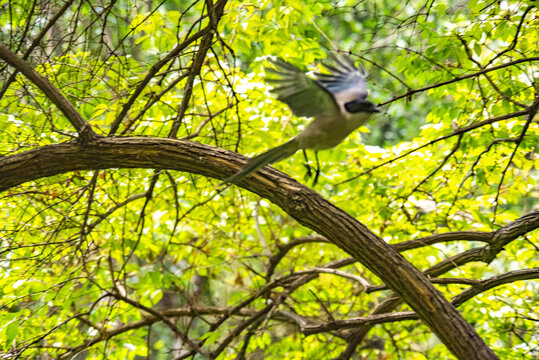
[224,54,379,185]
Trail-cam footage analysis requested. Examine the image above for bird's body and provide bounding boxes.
[224,54,378,185]
[297,110,371,150]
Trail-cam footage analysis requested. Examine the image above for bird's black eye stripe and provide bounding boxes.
[345,100,375,113]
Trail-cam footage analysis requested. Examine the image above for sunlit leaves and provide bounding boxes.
[0,0,537,359]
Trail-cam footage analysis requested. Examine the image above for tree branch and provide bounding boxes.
[0,136,498,359]
[379,57,539,106]
[0,0,75,99]
[107,27,212,135]
[0,44,97,142]
[392,231,494,252]
[452,268,539,307]
[338,109,530,184]
[304,268,539,336]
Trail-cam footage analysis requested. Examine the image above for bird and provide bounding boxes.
[224,53,379,185]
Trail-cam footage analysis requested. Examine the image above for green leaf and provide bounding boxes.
[5,321,18,345]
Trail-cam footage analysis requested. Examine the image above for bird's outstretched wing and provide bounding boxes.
[266,55,368,118]
[266,58,339,118]
[314,54,368,101]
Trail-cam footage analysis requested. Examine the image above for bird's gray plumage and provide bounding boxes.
[224,53,379,185]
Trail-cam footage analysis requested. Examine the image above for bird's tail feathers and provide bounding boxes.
[224,140,299,184]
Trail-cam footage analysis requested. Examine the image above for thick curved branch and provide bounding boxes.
[305,268,539,336]
[0,45,97,142]
[366,210,539,293]
[452,268,539,307]
[392,231,493,252]
[0,137,497,360]
[482,209,539,262]
[425,209,539,277]
[325,209,539,349]
[303,311,417,335]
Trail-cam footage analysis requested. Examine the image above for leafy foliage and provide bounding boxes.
[0,0,538,359]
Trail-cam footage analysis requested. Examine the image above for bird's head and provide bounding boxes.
[344,99,380,114]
